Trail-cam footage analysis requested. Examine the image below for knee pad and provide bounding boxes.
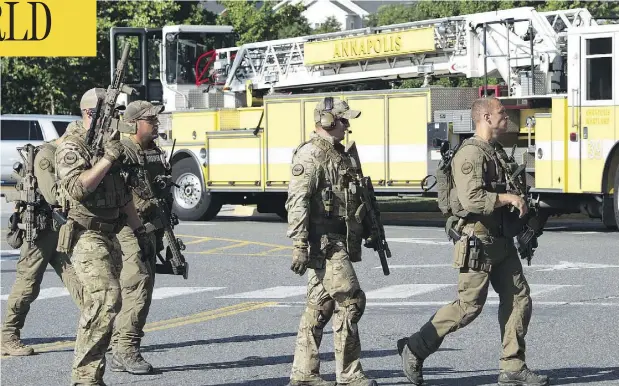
[344,289,366,324]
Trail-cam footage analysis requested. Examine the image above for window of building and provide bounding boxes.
[585,37,613,101]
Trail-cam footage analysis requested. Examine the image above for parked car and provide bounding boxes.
[1,114,79,186]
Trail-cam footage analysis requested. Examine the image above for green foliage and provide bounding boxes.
[312,16,342,35]
[216,1,311,44]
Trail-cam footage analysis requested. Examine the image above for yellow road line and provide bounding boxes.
[1,301,276,357]
[182,237,212,245]
[256,246,289,256]
[174,234,293,253]
[197,242,251,254]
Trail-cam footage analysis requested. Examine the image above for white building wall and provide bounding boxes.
[303,0,349,30]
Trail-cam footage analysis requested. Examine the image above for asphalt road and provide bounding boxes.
[1,204,618,386]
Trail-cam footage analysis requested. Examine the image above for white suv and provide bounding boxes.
[1,114,80,186]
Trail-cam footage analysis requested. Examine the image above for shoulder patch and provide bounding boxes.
[39,158,51,170]
[461,161,473,175]
[63,152,78,165]
[292,164,304,176]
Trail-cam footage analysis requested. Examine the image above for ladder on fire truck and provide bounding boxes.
[219,6,596,98]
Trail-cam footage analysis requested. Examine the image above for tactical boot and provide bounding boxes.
[1,336,34,356]
[110,351,153,374]
[498,367,549,386]
[288,377,336,386]
[336,376,378,386]
[397,338,424,385]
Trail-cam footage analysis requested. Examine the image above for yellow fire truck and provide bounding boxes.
[110,6,619,229]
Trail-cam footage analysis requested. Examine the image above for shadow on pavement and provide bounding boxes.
[143,332,298,353]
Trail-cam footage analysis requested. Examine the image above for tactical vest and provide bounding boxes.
[437,137,522,236]
[121,138,171,216]
[292,135,365,261]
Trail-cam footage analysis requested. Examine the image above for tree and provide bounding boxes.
[312,16,342,34]
[216,0,311,44]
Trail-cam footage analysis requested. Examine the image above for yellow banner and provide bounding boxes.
[304,27,436,66]
[0,0,97,57]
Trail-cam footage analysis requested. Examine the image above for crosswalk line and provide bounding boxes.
[217,286,307,299]
[151,287,226,300]
[1,287,226,302]
[365,284,453,299]
[386,238,451,245]
[1,287,69,301]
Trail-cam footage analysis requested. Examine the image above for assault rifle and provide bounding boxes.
[85,43,137,160]
[139,166,188,279]
[12,144,39,247]
[10,145,67,248]
[346,141,392,276]
[504,145,545,265]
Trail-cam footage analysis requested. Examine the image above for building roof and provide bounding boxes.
[274,0,371,17]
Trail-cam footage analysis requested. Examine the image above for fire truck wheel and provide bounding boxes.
[614,166,619,228]
[171,158,222,221]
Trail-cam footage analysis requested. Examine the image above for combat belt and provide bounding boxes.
[70,215,127,234]
[445,216,492,272]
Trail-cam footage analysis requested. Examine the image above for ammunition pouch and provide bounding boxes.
[57,218,78,254]
[452,234,492,273]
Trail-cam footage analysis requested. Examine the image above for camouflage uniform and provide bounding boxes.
[1,141,83,356]
[109,101,167,374]
[55,89,135,385]
[398,134,548,386]
[286,98,376,386]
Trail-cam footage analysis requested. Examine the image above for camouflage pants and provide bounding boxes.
[70,230,122,385]
[111,225,156,354]
[2,229,83,341]
[291,236,367,384]
[407,235,532,372]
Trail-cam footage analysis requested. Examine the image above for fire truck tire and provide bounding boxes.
[171,158,222,221]
[613,166,619,228]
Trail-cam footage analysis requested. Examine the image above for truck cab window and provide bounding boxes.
[585,37,613,101]
[165,32,236,86]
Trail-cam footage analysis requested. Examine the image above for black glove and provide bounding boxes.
[134,226,154,261]
[291,246,309,276]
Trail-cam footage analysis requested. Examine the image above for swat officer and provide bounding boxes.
[108,100,167,374]
[286,97,377,386]
[396,97,549,386]
[1,138,83,356]
[55,88,149,386]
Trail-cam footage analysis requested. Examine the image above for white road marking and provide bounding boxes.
[386,238,451,245]
[0,249,20,260]
[217,286,307,299]
[1,287,68,301]
[176,222,217,227]
[535,261,619,272]
[151,287,226,300]
[365,284,453,299]
[1,287,226,301]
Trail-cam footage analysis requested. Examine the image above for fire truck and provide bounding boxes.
[109,6,619,229]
